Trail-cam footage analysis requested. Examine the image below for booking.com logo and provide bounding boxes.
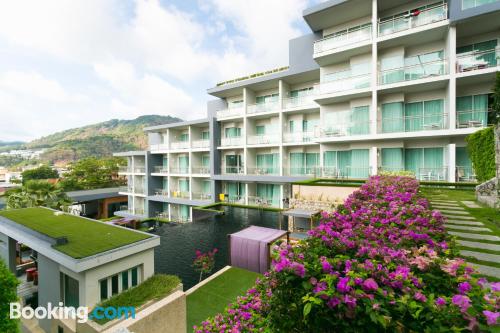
[10,302,136,323]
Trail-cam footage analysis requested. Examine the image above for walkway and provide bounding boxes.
[428,198,500,280]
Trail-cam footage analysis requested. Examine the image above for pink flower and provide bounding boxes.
[458,282,471,294]
[483,310,499,326]
[491,282,500,292]
[451,295,471,312]
[414,292,427,302]
[336,277,351,293]
[362,278,378,292]
[435,297,446,307]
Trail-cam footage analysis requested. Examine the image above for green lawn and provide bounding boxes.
[187,267,261,331]
[0,207,152,258]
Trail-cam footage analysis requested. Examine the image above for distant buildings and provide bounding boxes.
[0,149,45,160]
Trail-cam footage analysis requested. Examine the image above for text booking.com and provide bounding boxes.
[10,302,136,323]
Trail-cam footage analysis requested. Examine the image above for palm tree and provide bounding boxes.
[5,180,71,210]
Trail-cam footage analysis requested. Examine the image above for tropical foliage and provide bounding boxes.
[195,176,499,332]
[21,165,58,184]
[0,259,19,333]
[466,127,496,182]
[193,249,218,283]
[59,157,126,191]
[5,180,71,210]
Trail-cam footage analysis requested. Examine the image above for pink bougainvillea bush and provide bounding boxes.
[195,176,500,332]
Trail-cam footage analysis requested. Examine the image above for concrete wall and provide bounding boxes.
[38,254,62,333]
[0,232,16,272]
[450,0,500,22]
[292,184,358,202]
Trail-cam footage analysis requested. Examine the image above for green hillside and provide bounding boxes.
[27,115,181,164]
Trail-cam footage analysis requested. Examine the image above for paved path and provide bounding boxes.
[429,198,500,279]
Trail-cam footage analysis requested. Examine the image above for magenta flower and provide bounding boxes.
[435,297,446,307]
[336,277,351,293]
[451,294,471,312]
[362,278,378,292]
[482,310,499,326]
[491,282,500,292]
[414,292,427,302]
[458,281,471,294]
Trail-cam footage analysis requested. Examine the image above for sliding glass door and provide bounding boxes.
[381,148,404,172]
[256,184,280,207]
[457,94,488,127]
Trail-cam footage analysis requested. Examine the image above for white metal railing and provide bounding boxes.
[282,94,317,109]
[220,137,244,147]
[320,72,371,94]
[169,167,189,174]
[118,166,131,173]
[456,47,500,72]
[456,110,490,128]
[247,134,280,145]
[284,167,321,177]
[456,166,476,182]
[120,208,144,216]
[247,100,280,114]
[216,107,244,119]
[247,196,272,207]
[150,143,169,151]
[169,190,190,199]
[170,141,190,150]
[156,211,169,219]
[379,59,447,85]
[378,3,448,36]
[133,166,146,173]
[153,188,169,196]
[192,192,212,200]
[247,167,280,175]
[191,166,210,174]
[222,166,245,175]
[380,113,448,133]
[192,139,210,149]
[321,121,371,137]
[314,24,372,54]
[418,167,448,181]
[320,167,372,179]
[283,131,316,143]
[153,166,169,174]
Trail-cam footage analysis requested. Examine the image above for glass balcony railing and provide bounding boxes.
[119,208,145,216]
[321,121,371,138]
[417,167,448,181]
[156,211,169,219]
[283,131,316,143]
[118,166,132,173]
[247,196,274,207]
[379,59,447,85]
[247,167,280,176]
[192,192,212,200]
[169,190,190,199]
[216,107,244,119]
[456,110,490,128]
[220,137,243,147]
[169,215,191,223]
[152,166,169,174]
[462,0,500,10]
[456,166,476,182]
[378,3,448,37]
[169,167,189,174]
[153,188,169,196]
[320,72,371,94]
[320,167,372,179]
[222,166,245,174]
[192,139,210,149]
[247,100,280,114]
[150,143,169,151]
[314,25,372,54]
[284,167,321,177]
[191,166,210,174]
[380,113,448,133]
[456,48,499,72]
[170,141,190,150]
[247,134,280,145]
[282,94,317,109]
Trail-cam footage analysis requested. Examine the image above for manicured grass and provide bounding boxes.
[0,207,152,258]
[419,187,476,201]
[93,274,181,325]
[187,267,261,331]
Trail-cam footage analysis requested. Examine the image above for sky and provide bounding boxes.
[0,0,322,142]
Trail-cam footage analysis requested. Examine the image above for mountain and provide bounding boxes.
[26,115,182,165]
[0,140,25,152]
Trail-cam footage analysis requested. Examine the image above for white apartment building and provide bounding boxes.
[115,0,500,221]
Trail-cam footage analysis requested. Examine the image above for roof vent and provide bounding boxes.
[55,237,68,245]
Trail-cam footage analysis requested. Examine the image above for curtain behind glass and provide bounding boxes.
[405,102,423,131]
[350,149,369,178]
[338,151,352,177]
[350,106,370,135]
[290,152,304,175]
[404,148,423,176]
[382,102,404,132]
[423,99,444,128]
[381,148,404,171]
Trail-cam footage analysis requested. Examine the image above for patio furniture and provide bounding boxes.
[26,268,36,282]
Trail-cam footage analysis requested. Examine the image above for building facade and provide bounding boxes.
[115,0,500,222]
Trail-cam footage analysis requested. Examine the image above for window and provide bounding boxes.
[225,127,241,138]
[179,133,189,142]
[62,274,79,308]
[111,275,119,295]
[462,0,499,9]
[256,94,278,104]
[99,266,141,301]
[228,100,243,109]
[58,326,64,333]
[100,279,108,301]
[289,87,314,98]
[131,267,138,287]
[201,131,210,140]
[255,125,265,135]
[121,271,129,291]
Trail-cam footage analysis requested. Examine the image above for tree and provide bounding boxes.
[492,72,500,208]
[0,259,19,333]
[6,180,71,210]
[59,157,126,191]
[21,165,58,184]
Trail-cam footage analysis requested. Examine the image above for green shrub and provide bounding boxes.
[466,127,496,182]
[379,170,415,177]
[0,259,19,333]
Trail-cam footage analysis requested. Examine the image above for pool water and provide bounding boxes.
[151,206,286,289]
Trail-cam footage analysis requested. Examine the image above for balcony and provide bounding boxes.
[456,166,476,182]
[320,166,372,179]
[378,3,448,37]
[191,166,210,175]
[417,167,448,181]
[118,166,145,174]
[216,107,244,119]
[221,166,245,175]
[170,141,190,150]
[282,94,317,110]
[314,24,372,55]
[118,166,132,174]
[284,167,320,177]
[379,59,447,85]
[283,131,316,144]
[150,143,169,151]
[247,134,280,145]
[247,196,274,207]
[220,137,243,147]
[192,139,210,149]
[153,188,169,196]
[118,206,145,216]
[380,113,448,133]
[462,0,500,10]
[456,110,490,128]
[247,167,280,176]
[321,121,371,138]
[320,72,371,95]
[169,167,189,175]
[247,101,280,115]
[456,48,500,73]
[169,215,192,223]
[119,186,146,195]
[152,166,168,174]
[192,192,212,200]
[169,190,190,199]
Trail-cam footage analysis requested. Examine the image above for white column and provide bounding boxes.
[448,143,456,182]
[370,147,378,176]
[448,26,457,130]
[370,0,378,136]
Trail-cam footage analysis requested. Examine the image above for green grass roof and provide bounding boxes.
[0,207,152,259]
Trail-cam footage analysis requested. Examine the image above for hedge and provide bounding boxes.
[0,259,19,333]
[466,126,496,182]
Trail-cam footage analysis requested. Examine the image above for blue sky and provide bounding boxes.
[0,0,320,142]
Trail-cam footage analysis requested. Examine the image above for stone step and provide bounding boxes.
[461,250,500,263]
[467,262,500,279]
[433,205,465,210]
[430,199,458,203]
[446,220,484,226]
[446,225,492,232]
[448,232,500,242]
[458,240,500,252]
[461,201,481,208]
[443,215,476,221]
[439,210,470,215]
